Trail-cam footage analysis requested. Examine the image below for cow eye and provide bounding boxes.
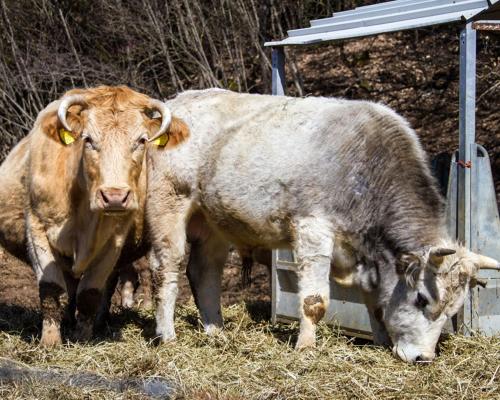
[415,292,429,309]
[133,135,148,151]
[83,135,97,151]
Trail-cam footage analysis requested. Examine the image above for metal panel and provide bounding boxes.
[471,145,500,263]
[469,145,500,335]
[446,146,500,335]
[311,0,474,27]
[265,8,486,46]
[265,0,499,46]
[273,255,373,338]
[329,0,449,18]
[293,0,486,36]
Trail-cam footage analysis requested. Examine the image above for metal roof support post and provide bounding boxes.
[457,22,477,333]
[271,47,286,324]
[271,46,286,324]
[271,47,286,95]
[457,23,476,249]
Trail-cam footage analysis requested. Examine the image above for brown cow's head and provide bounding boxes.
[42,86,189,215]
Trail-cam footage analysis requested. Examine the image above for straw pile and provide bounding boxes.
[0,302,498,399]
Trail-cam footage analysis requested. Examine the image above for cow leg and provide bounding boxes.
[63,270,79,327]
[74,245,122,342]
[367,308,392,347]
[119,262,138,308]
[363,293,392,347]
[294,217,334,349]
[187,234,229,335]
[148,201,191,343]
[26,215,68,347]
[136,257,153,310]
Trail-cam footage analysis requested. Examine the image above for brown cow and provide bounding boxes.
[0,86,188,346]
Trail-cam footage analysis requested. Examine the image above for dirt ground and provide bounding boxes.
[0,246,271,316]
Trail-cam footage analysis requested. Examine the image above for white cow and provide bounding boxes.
[146,89,499,362]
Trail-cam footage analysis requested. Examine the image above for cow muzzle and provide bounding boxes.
[97,186,132,213]
[392,343,436,363]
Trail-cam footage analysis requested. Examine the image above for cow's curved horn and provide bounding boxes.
[57,94,87,132]
[147,99,172,143]
[429,247,456,267]
[476,254,500,270]
[431,248,456,257]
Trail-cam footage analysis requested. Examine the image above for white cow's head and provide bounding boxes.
[377,245,498,363]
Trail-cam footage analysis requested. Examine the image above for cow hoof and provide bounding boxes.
[295,334,316,350]
[136,296,153,311]
[40,330,62,347]
[121,296,135,309]
[204,324,223,337]
[40,320,62,347]
[156,329,176,344]
[140,298,153,311]
[73,320,94,342]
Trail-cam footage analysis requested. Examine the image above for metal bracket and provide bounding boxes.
[472,20,500,30]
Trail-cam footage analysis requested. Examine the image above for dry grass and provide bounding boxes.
[0,302,499,399]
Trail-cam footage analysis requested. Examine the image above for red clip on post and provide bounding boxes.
[457,160,472,168]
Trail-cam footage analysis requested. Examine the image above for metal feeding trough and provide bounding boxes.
[265,0,500,338]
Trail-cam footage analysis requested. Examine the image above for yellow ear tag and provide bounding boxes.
[151,133,169,147]
[59,128,75,145]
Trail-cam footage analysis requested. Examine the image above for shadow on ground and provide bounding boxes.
[0,358,176,398]
[0,303,41,342]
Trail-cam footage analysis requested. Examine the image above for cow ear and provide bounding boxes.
[396,253,423,288]
[166,116,190,148]
[40,107,83,145]
[470,277,488,289]
[149,116,190,149]
[40,110,61,143]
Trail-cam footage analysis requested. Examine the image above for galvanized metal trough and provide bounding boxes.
[265,0,500,338]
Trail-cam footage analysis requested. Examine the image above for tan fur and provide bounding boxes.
[0,136,30,260]
[165,117,190,149]
[0,85,181,345]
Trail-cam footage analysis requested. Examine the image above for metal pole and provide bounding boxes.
[271,47,286,95]
[457,22,476,249]
[271,46,285,324]
[457,22,477,333]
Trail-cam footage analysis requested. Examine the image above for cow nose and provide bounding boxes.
[415,353,435,363]
[99,187,131,210]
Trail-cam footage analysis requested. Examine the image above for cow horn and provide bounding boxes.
[476,254,500,270]
[147,99,172,143]
[57,94,87,132]
[429,247,456,267]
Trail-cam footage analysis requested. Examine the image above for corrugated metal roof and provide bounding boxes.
[265,0,499,47]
